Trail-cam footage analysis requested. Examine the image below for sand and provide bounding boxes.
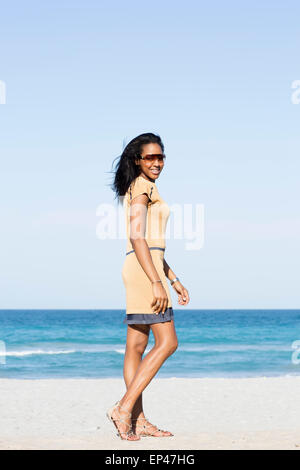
[0,376,300,450]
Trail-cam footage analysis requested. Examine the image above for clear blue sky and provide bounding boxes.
[0,0,299,309]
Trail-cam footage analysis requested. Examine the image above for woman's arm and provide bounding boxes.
[163,258,190,306]
[129,194,168,314]
[129,194,160,283]
[163,258,177,282]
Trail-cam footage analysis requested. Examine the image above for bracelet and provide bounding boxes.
[170,277,179,286]
[152,280,162,284]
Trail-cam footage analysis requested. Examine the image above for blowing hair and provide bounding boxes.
[110,132,164,204]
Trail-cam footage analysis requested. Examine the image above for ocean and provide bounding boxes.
[0,309,300,379]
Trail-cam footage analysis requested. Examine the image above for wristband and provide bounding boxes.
[170,277,179,286]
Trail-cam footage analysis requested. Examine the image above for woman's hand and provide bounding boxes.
[151,282,168,315]
[172,281,190,306]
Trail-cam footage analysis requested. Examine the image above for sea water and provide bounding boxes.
[0,309,300,379]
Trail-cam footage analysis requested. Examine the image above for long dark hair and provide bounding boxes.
[110,132,164,203]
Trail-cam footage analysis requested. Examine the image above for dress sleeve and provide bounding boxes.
[129,177,157,205]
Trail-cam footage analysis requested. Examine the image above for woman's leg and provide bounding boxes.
[111,319,178,434]
[123,323,150,420]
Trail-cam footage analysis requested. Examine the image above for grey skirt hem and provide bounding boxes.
[123,307,174,325]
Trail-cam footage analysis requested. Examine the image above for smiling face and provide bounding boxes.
[135,143,165,182]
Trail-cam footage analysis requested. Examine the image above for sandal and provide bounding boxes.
[132,417,174,437]
[106,401,141,441]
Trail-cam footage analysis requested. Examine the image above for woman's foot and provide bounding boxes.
[132,416,174,437]
[110,403,141,441]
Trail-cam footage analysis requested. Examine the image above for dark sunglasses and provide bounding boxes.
[139,153,166,164]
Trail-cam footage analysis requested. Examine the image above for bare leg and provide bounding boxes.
[111,319,178,435]
[123,323,150,421]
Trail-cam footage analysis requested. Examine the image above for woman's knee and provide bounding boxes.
[156,338,178,357]
[127,339,149,355]
[126,324,150,355]
[168,339,178,355]
[151,321,178,357]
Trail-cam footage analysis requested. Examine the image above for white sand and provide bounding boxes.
[0,376,300,450]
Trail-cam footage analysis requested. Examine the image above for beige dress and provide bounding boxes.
[122,175,174,324]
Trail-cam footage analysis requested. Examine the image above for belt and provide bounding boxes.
[126,247,165,256]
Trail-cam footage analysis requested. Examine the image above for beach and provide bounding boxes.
[1,376,300,450]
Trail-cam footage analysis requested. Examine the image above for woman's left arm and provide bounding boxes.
[163,258,190,306]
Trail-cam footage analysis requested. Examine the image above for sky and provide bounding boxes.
[0,0,299,309]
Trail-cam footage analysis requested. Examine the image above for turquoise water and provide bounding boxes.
[0,309,300,379]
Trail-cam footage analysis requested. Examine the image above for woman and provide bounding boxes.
[107,132,190,440]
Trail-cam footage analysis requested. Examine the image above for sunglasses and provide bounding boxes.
[139,153,166,164]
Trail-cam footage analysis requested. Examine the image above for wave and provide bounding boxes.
[1,349,77,357]
[178,344,293,352]
[0,342,293,358]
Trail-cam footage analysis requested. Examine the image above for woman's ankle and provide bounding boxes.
[118,399,133,414]
[132,413,146,421]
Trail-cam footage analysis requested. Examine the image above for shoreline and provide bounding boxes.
[1,372,300,380]
[1,376,300,450]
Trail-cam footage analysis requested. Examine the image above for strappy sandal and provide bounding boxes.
[132,417,174,437]
[106,401,141,441]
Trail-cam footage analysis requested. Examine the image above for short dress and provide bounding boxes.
[121,175,174,325]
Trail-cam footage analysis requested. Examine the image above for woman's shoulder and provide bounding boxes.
[128,175,160,204]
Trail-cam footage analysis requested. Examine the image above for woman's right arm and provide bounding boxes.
[129,194,168,314]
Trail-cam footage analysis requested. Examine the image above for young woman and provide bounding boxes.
[107,132,190,441]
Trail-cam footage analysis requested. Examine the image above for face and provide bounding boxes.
[135,143,165,182]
